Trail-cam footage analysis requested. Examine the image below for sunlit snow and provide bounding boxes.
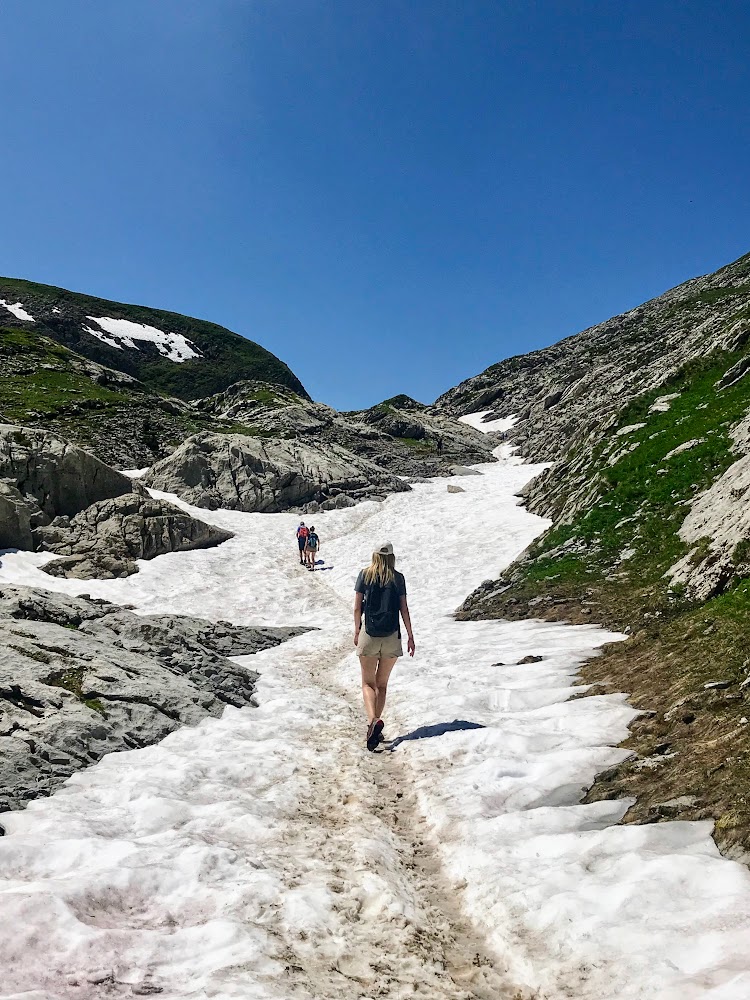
[1,443,750,998]
[459,408,517,433]
[0,299,35,322]
[84,316,202,362]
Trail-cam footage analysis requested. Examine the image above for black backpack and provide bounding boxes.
[363,579,401,637]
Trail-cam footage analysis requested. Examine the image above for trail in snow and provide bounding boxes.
[1,429,750,998]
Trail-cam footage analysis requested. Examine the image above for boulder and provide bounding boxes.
[0,482,39,550]
[447,484,465,493]
[142,431,411,512]
[0,584,309,812]
[36,492,234,579]
[0,424,138,519]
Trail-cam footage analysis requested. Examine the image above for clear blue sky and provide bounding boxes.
[2,2,749,409]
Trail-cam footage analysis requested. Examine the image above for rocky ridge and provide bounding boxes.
[0,584,307,815]
[144,381,498,512]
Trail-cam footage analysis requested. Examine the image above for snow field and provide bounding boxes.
[83,316,202,362]
[1,428,750,997]
[0,299,35,322]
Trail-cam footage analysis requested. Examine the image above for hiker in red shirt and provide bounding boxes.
[296,522,309,565]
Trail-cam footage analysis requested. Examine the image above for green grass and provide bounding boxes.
[400,436,434,451]
[45,667,107,716]
[519,347,750,604]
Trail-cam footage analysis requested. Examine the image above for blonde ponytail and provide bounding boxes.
[363,551,396,586]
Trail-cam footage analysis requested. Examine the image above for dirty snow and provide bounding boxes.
[1,442,750,997]
[84,316,202,362]
[0,299,35,322]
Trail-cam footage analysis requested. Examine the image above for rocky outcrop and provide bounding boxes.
[142,430,413,512]
[36,493,234,579]
[0,424,138,525]
[0,482,38,550]
[0,584,308,813]
[0,425,233,578]
[189,380,497,500]
[668,414,750,600]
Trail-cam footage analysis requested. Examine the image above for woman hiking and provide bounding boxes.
[354,542,415,751]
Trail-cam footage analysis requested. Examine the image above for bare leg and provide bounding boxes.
[359,656,379,722]
[374,656,398,719]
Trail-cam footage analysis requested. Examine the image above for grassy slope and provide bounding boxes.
[459,347,750,855]
[0,276,309,401]
[0,327,280,465]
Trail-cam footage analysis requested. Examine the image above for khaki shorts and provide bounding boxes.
[357,629,403,658]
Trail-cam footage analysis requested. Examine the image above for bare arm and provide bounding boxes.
[354,592,363,646]
[400,596,415,656]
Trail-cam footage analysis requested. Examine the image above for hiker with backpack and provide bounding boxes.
[296,522,309,565]
[305,525,320,570]
[353,542,415,750]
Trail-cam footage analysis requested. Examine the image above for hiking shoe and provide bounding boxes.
[366,719,384,751]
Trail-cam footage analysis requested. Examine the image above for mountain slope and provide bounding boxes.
[0,276,309,401]
[444,249,750,857]
[437,250,750,470]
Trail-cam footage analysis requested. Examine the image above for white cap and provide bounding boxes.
[375,541,394,555]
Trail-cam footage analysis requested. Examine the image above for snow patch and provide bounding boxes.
[84,316,202,363]
[0,299,35,322]
[459,409,517,434]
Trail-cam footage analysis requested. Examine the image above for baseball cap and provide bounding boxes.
[375,541,394,555]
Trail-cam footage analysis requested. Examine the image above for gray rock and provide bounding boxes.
[192,380,498,489]
[143,431,412,512]
[0,584,309,812]
[668,414,750,599]
[0,482,37,550]
[450,465,482,476]
[447,484,465,493]
[35,492,233,579]
[0,424,139,520]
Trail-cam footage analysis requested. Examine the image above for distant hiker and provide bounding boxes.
[436,435,444,455]
[305,526,320,570]
[296,522,309,565]
[354,542,415,751]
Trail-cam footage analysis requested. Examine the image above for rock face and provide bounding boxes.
[0,424,138,523]
[143,430,413,512]
[0,584,308,813]
[668,414,750,600]
[0,482,37,550]
[36,493,234,579]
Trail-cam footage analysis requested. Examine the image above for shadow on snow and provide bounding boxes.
[387,719,485,750]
